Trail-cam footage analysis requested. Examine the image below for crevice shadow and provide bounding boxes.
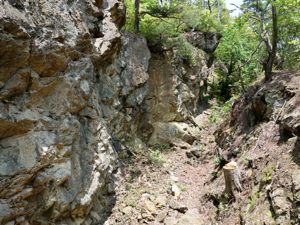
[291,137,300,166]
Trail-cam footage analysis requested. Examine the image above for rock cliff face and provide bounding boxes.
[0,1,151,224]
[139,33,220,145]
[0,1,220,224]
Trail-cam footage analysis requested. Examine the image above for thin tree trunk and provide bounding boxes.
[207,0,212,14]
[134,0,140,33]
[264,2,278,81]
[217,0,221,20]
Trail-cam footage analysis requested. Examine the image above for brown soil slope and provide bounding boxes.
[212,70,300,225]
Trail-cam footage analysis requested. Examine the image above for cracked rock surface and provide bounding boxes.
[0,1,152,224]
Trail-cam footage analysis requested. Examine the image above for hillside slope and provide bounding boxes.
[212,70,300,225]
[104,71,300,225]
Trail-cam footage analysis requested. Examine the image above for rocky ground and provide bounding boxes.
[104,71,300,225]
[104,109,218,225]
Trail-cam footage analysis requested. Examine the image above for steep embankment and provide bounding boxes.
[211,71,300,225]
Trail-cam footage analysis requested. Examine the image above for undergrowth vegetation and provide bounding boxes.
[147,143,170,165]
[208,97,236,124]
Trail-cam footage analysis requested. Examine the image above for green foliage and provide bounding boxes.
[183,2,230,33]
[151,143,170,151]
[147,3,180,18]
[260,165,274,186]
[276,0,300,69]
[213,156,221,166]
[148,149,166,165]
[247,188,260,212]
[241,0,300,70]
[165,36,198,65]
[182,7,224,32]
[139,15,182,46]
[147,142,171,165]
[125,0,230,46]
[213,19,262,101]
[124,0,135,31]
[208,98,236,124]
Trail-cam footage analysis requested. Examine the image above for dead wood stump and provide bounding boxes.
[223,161,242,199]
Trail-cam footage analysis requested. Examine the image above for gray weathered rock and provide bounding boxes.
[149,122,200,145]
[176,208,205,225]
[168,199,188,213]
[184,32,222,54]
[0,1,151,224]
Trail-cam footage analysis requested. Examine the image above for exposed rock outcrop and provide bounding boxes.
[0,1,151,224]
[140,36,219,145]
[184,32,222,54]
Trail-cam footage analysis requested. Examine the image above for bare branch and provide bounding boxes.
[239,41,263,68]
[140,11,180,20]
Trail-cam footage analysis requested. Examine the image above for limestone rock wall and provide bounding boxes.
[139,52,204,144]
[0,1,150,224]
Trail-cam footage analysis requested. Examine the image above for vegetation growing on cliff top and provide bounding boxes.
[125,0,300,101]
[125,0,230,41]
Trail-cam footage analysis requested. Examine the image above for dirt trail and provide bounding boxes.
[104,71,300,225]
[104,110,218,225]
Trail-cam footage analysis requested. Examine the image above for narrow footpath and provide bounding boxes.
[105,110,219,225]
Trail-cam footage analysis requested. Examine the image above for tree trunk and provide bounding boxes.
[207,0,212,14]
[134,0,140,33]
[223,161,242,199]
[217,0,221,20]
[237,63,246,93]
[264,2,278,81]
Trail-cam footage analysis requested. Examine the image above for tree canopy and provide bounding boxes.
[124,0,300,101]
[125,0,231,42]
